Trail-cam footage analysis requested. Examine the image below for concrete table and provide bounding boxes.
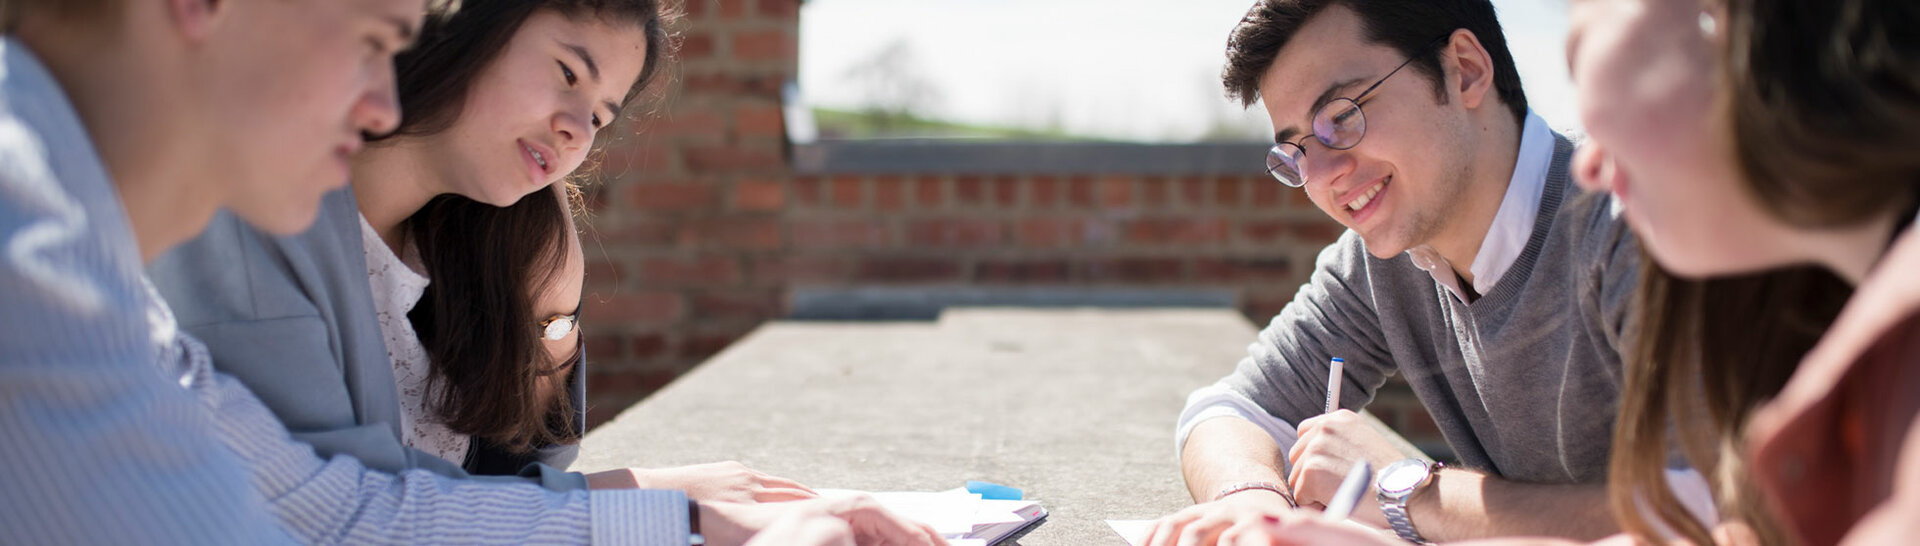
[575,308,1260,544]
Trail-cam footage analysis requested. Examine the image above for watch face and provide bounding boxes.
[1378,460,1429,494]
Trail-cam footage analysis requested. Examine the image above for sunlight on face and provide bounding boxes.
[1565,0,1782,278]
[211,0,421,234]
[420,9,650,208]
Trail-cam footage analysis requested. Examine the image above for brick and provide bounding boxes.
[752,255,849,284]
[754,0,799,19]
[684,326,754,362]
[853,258,964,283]
[647,110,726,140]
[584,332,627,362]
[976,260,1071,283]
[955,175,986,205]
[692,290,786,321]
[1241,291,1295,323]
[830,175,864,208]
[641,255,743,286]
[682,72,785,97]
[874,175,907,211]
[1030,175,1059,208]
[629,331,669,359]
[718,0,746,19]
[1100,175,1134,209]
[1013,218,1082,248]
[1251,176,1285,207]
[684,0,708,18]
[1241,220,1289,244]
[730,178,785,211]
[583,290,685,324]
[791,220,890,249]
[992,175,1020,208]
[607,218,678,245]
[599,141,673,176]
[679,31,715,60]
[734,104,785,137]
[1141,176,1171,209]
[906,219,1002,247]
[677,219,782,251]
[683,146,783,173]
[1215,175,1244,206]
[731,28,793,61]
[1067,175,1095,207]
[792,175,823,206]
[915,175,944,208]
[1292,220,1342,243]
[627,183,716,212]
[583,257,628,290]
[1193,257,1293,282]
[1180,175,1208,206]
[1123,218,1230,245]
[1079,258,1185,283]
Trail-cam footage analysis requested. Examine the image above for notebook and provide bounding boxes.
[818,488,1047,545]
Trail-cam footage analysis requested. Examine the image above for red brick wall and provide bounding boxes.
[579,0,1444,457]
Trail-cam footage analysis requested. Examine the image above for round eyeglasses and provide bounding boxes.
[1267,33,1452,188]
[539,312,578,341]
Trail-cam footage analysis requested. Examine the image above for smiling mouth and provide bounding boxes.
[1345,177,1389,212]
[523,142,549,172]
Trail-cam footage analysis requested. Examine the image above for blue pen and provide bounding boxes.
[1324,357,1345,414]
[1321,461,1373,522]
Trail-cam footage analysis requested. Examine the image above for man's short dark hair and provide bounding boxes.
[1222,0,1528,125]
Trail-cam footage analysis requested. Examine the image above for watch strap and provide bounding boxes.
[1380,498,1425,543]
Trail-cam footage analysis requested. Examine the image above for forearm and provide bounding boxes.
[196,365,687,544]
[1415,469,1618,542]
[1181,417,1292,502]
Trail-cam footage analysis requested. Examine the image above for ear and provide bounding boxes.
[1442,29,1498,113]
[164,0,222,43]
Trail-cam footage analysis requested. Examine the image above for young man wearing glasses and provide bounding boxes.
[1145,1,1698,544]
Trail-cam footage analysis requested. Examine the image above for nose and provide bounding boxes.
[355,64,402,136]
[1573,142,1613,193]
[553,103,594,149]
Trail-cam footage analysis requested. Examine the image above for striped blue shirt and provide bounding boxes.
[0,37,689,545]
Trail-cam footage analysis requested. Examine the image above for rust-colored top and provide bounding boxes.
[1748,228,1920,546]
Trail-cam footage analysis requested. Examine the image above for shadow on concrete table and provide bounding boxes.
[574,308,1417,544]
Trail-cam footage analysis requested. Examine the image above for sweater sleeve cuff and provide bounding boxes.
[589,489,690,546]
[1176,384,1301,460]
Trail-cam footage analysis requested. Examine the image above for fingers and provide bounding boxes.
[753,487,818,502]
[1142,512,1192,546]
[826,494,946,546]
[1175,513,1229,546]
[743,513,854,546]
[755,474,818,494]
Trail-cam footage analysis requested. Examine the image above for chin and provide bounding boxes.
[239,203,324,236]
[1643,237,1759,280]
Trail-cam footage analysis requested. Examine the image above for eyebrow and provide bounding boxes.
[1274,77,1366,144]
[560,41,624,117]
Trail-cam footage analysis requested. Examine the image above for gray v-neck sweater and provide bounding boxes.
[1222,135,1639,483]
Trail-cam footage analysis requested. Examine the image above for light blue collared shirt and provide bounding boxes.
[0,36,291,545]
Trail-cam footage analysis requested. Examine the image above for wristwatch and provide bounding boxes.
[1375,458,1442,543]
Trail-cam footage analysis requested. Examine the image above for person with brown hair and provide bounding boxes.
[1171,0,1920,544]
[1151,0,1665,543]
[155,0,818,504]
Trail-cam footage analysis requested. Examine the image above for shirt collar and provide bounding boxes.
[1408,110,1554,302]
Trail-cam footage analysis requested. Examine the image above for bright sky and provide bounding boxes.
[799,0,1575,142]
